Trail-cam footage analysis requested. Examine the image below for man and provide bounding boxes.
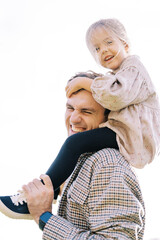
[22,72,145,239]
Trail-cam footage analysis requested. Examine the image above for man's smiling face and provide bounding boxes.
[65,90,106,136]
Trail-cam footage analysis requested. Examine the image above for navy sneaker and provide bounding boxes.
[0,192,33,220]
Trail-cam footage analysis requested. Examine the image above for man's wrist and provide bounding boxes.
[39,211,53,231]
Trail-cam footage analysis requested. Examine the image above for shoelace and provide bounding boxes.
[10,191,27,206]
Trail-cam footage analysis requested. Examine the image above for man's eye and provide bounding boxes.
[83,111,92,115]
[67,106,74,110]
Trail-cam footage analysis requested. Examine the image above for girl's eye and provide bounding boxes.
[95,47,100,52]
[104,39,113,45]
[105,41,112,45]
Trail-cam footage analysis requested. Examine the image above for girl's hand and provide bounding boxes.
[65,77,92,97]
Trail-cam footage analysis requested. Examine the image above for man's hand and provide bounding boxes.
[65,77,92,97]
[22,174,54,224]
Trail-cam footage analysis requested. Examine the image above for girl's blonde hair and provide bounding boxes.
[86,18,130,54]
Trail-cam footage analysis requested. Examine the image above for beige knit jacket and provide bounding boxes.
[91,55,160,168]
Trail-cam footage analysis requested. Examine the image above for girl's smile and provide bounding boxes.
[89,26,129,70]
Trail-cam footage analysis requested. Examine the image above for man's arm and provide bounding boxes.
[22,174,54,224]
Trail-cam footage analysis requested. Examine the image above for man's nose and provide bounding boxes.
[70,110,81,124]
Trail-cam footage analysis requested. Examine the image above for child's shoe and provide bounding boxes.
[0,191,32,220]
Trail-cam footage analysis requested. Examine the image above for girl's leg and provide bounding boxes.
[0,127,118,219]
[46,127,118,192]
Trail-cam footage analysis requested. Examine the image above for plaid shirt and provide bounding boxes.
[43,148,145,240]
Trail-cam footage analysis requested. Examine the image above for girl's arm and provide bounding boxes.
[91,57,152,111]
[91,67,146,111]
[65,77,93,97]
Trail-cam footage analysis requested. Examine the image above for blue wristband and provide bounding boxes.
[39,212,53,231]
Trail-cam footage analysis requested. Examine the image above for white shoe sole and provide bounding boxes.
[0,200,33,220]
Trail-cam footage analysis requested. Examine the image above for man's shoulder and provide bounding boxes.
[84,148,131,172]
[93,148,129,164]
[79,148,140,194]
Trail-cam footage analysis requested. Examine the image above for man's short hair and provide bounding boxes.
[68,70,103,82]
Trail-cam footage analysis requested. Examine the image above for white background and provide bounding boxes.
[0,0,160,239]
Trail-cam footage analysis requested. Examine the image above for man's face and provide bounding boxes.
[65,90,106,136]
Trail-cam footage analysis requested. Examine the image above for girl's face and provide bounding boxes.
[89,26,129,70]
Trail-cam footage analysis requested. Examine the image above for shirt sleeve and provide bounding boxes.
[91,66,150,111]
[42,214,108,240]
[42,157,145,239]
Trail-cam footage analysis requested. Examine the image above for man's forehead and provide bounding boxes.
[66,90,96,108]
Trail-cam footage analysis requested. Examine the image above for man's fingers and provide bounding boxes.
[22,182,37,194]
[40,174,54,199]
[22,175,54,203]
[40,174,53,189]
[32,178,44,188]
[22,184,30,194]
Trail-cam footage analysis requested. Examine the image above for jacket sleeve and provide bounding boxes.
[42,154,145,239]
[91,66,150,111]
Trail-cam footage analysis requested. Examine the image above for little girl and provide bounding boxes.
[0,18,160,220]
